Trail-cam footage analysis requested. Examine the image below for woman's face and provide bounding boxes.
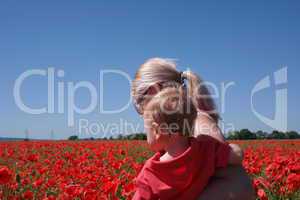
[143,111,158,150]
[139,84,162,115]
[143,110,167,151]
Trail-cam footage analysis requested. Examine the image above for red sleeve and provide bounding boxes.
[132,170,156,200]
[198,135,231,168]
[214,140,230,168]
[132,181,155,200]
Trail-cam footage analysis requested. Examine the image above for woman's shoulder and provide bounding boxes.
[197,109,215,121]
[193,134,223,145]
[194,109,222,139]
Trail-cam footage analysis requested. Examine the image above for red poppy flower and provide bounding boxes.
[0,166,12,185]
[257,189,267,200]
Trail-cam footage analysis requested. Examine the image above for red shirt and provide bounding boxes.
[132,135,230,200]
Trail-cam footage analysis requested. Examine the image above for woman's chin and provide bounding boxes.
[150,144,164,152]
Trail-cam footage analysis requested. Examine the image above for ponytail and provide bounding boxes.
[181,70,219,123]
[132,57,220,122]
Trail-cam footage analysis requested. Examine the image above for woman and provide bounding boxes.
[131,58,255,199]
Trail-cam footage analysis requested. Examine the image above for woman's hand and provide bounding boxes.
[228,143,244,165]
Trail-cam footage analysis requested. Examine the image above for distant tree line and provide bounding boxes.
[67,133,147,141]
[116,133,147,140]
[226,129,300,140]
[68,135,79,140]
[68,130,300,141]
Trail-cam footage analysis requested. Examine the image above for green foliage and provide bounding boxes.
[92,133,147,140]
[117,133,147,140]
[227,129,300,140]
[66,130,300,141]
[68,135,79,140]
[285,131,300,139]
[268,130,287,139]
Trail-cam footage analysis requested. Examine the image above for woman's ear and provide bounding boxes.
[152,122,161,139]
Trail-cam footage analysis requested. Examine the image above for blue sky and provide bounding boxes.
[0,0,299,139]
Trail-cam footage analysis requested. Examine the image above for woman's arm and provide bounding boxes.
[194,114,244,165]
[199,166,255,200]
[194,115,254,199]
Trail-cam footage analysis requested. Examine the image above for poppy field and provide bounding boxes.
[0,139,299,200]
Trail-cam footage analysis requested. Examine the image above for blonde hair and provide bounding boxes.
[131,57,219,122]
[145,87,197,137]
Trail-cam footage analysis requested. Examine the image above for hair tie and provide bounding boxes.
[179,71,186,87]
[179,71,183,82]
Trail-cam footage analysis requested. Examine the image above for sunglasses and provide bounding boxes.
[133,83,163,115]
